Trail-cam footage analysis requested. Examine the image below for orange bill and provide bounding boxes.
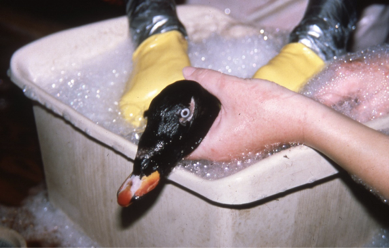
[117,171,160,207]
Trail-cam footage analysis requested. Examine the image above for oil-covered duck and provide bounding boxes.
[117,80,220,207]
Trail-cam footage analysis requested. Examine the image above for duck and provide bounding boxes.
[117,80,220,207]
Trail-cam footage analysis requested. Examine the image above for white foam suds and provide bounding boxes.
[364,228,389,247]
[302,45,389,123]
[177,142,300,180]
[0,184,99,247]
[45,40,137,141]
[188,30,288,78]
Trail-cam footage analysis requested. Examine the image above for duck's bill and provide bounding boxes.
[117,171,160,207]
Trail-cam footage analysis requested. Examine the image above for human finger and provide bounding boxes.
[182,67,244,104]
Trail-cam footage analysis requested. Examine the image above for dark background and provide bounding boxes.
[0,0,126,206]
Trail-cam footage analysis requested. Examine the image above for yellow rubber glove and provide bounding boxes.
[120,30,191,127]
[253,43,325,92]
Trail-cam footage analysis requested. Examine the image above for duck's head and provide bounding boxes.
[117,80,220,207]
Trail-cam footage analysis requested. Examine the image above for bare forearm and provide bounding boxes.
[304,102,389,200]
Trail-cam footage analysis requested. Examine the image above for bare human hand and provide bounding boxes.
[183,67,312,161]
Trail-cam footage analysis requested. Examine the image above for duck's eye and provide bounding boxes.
[180,108,191,118]
[179,97,195,125]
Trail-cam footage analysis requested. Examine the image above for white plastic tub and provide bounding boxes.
[9,5,389,247]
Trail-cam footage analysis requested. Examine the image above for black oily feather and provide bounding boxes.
[132,80,220,177]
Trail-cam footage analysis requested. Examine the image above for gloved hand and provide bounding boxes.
[120,31,190,127]
[120,0,190,127]
[252,43,324,92]
[253,0,357,92]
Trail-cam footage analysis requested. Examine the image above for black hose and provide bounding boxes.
[289,0,358,61]
[125,0,187,47]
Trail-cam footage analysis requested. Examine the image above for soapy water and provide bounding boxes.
[179,142,301,179]
[302,45,389,123]
[188,29,288,78]
[0,184,100,247]
[365,228,389,247]
[45,41,135,137]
